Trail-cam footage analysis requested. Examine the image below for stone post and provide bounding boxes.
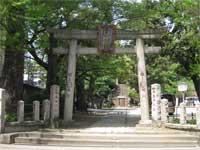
[151,84,161,121]
[136,38,151,125]
[17,100,24,123]
[175,97,179,107]
[33,101,40,121]
[175,97,179,116]
[64,40,77,124]
[0,88,6,133]
[196,104,200,128]
[42,99,50,122]
[161,99,168,123]
[50,85,60,128]
[180,102,187,125]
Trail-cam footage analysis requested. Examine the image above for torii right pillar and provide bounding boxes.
[136,38,152,126]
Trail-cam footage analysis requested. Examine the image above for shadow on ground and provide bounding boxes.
[60,109,141,130]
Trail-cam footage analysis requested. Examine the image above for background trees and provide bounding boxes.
[0,0,199,111]
[160,0,200,98]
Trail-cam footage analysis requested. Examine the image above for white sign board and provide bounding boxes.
[178,82,188,92]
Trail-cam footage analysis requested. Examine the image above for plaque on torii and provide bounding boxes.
[97,25,116,53]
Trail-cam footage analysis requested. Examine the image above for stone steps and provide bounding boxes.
[14,137,198,148]
[14,129,200,148]
[37,128,190,134]
[16,132,198,141]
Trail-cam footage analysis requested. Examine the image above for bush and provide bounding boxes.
[128,88,139,105]
[172,118,180,124]
[5,113,17,122]
[187,119,196,125]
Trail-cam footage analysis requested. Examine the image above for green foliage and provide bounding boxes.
[147,55,180,94]
[187,119,196,125]
[190,64,200,79]
[26,90,47,103]
[5,113,17,122]
[160,0,200,97]
[95,76,115,97]
[128,88,139,102]
[0,0,27,51]
[171,118,180,124]
[76,54,134,103]
[171,118,196,125]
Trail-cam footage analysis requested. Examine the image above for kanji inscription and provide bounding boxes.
[97,25,116,53]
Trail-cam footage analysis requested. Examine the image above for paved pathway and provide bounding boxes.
[62,107,141,131]
[83,108,141,132]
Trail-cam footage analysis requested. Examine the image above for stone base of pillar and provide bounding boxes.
[137,119,152,127]
[61,120,74,127]
[50,120,60,129]
[152,120,162,128]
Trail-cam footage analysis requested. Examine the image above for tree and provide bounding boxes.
[160,0,200,98]
[0,0,26,106]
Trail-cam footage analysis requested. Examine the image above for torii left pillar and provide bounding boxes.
[64,40,77,124]
[136,38,152,126]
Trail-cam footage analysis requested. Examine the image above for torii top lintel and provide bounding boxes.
[48,28,166,40]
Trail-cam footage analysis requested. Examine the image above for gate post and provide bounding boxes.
[136,38,152,125]
[43,99,50,122]
[17,100,24,123]
[180,102,187,125]
[161,99,169,123]
[50,85,60,128]
[64,40,77,124]
[151,84,161,122]
[33,101,40,121]
[196,104,200,128]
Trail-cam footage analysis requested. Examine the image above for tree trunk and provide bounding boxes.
[46,34,58,95]
[76,79,87,112]
[88,77,95,107]
[0,2,25,111]
[191,75,200,99]
[46,53,58,94]
[0,49,24,105]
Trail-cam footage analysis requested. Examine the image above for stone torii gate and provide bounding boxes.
[49,26,164,126]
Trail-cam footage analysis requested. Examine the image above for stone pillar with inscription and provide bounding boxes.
[180,102,187,125]
[0,89,6,133]
[151,84,161,122]
[50,85,60,128]
[43,99,50,122]
[17,100,24,123]
[136,38,151,125]
[196,104,200,128]
[161,99,168,123]
[64,40,77,124]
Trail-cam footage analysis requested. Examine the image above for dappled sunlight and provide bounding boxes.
[75,108,142,133]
